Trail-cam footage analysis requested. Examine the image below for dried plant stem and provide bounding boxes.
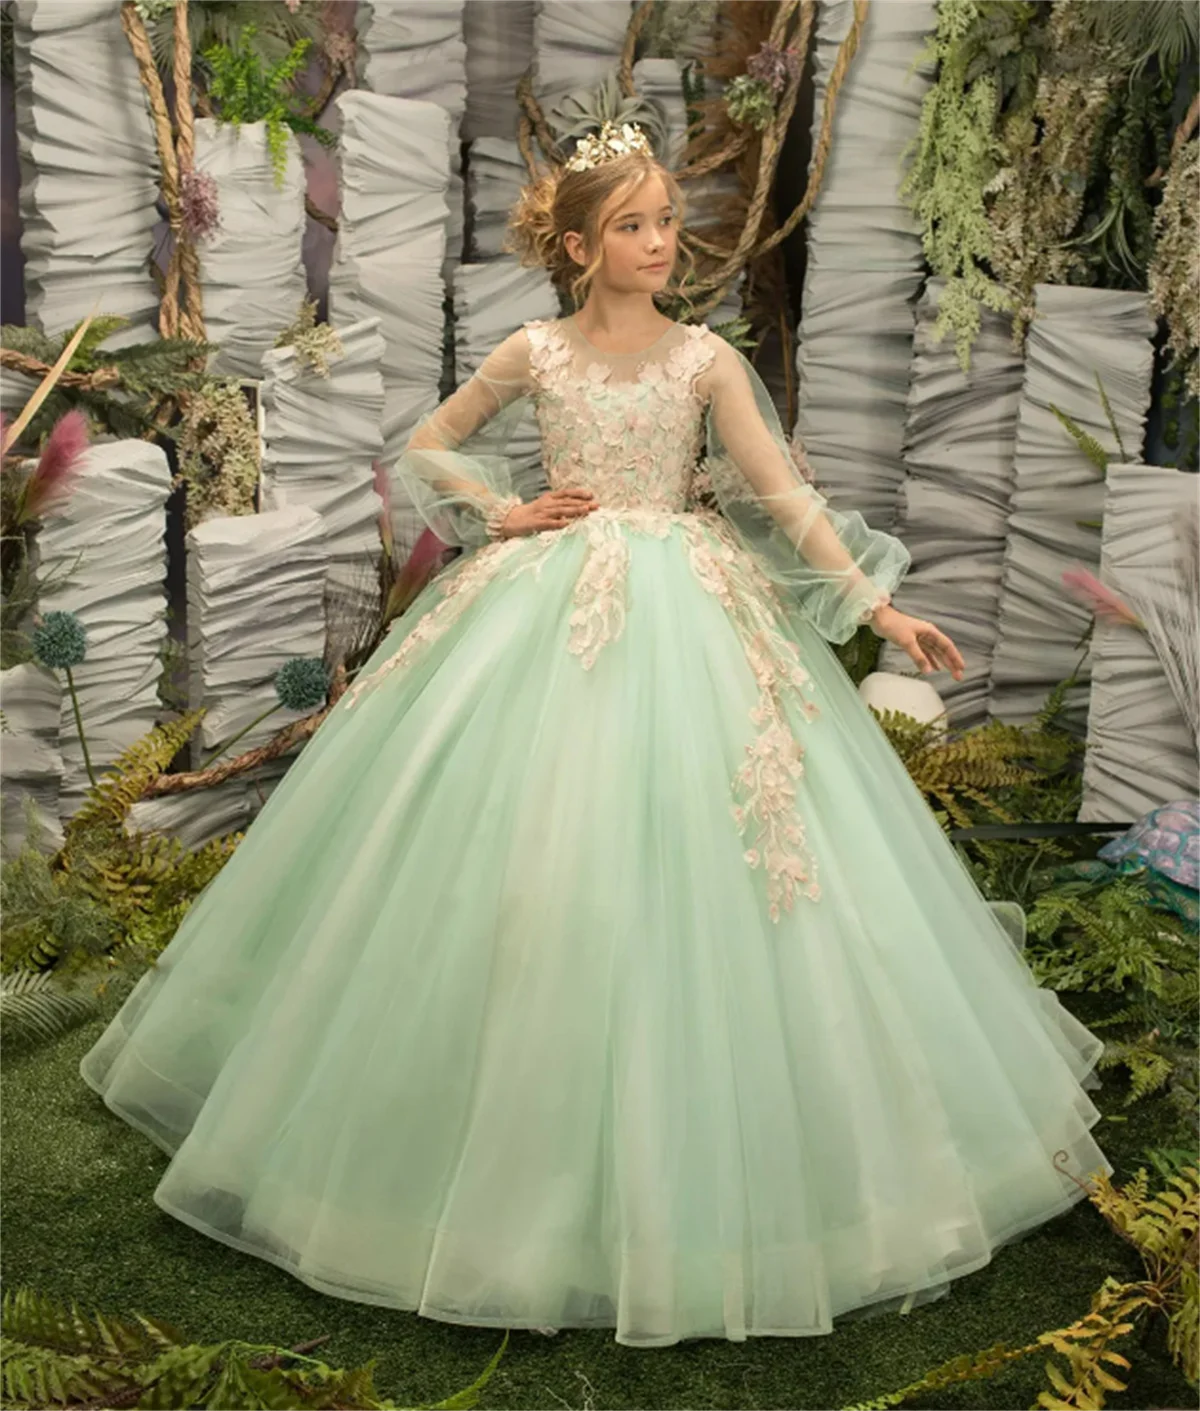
[143,670,347,797]
[64,667,98,789]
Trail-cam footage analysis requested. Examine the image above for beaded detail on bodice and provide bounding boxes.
[525,317,716,513]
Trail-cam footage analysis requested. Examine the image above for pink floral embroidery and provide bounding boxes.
[354,320,827,920]
[344,537,528,707]
[526,318,715,513]
[680,513,823,922]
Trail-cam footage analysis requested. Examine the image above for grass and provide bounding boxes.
[1,987,1196,1411]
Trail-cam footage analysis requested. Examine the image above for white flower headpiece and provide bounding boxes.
[563,120,654,173]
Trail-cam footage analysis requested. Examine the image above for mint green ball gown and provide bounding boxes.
[80,314,1113,1347]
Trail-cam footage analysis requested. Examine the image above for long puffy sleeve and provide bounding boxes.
[697,336,911,644]
[393,327,533,549]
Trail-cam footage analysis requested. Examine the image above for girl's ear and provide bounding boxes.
[563,230,587,267]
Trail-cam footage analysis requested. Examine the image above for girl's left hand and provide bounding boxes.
[869,604,966,681]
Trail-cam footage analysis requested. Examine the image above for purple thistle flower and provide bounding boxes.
[746,41,803,95]
[181,168,221,243]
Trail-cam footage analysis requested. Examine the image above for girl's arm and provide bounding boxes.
[396,328,533,548]
[697,335,911,644]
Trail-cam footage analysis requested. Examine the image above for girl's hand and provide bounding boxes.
[501,488,599,537]
[869,603,965,681]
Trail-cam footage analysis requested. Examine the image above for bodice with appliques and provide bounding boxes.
[524,316,717,514]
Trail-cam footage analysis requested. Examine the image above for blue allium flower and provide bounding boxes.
[274,656,328,712]
[31,611,88,670]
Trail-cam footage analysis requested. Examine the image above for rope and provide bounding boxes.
[617,0,655,98]
[0,349,121,391]
[172,0,206,344]
[120,1,182,339]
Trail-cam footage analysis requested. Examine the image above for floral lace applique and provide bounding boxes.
[344,537,529,708]
[526,318,714,514]
[680,513,823,922]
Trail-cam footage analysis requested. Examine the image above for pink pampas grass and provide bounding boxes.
[19,408,91,521]
[1061,564,1144,629]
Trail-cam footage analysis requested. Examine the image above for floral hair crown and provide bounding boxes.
[562,120,654,173]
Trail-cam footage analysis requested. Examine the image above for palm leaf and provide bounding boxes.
[0,968,98,1045]
[1119,510,1200,751]
[1078,0,1199,74]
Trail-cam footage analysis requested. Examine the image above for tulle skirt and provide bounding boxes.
[80,513,1113,1347]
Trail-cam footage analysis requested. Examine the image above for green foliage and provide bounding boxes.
[638,0,719,60]
[724,74,778,130]
[899,0,1047,369]
[0,318,214,446]
[1048,369,1131,473]
[545,70,670,156]
[0,1285,510,1409]
[1060,64,1177,291]
[203,22,336,189]
[901,0,1191,369]
[838,1165,1199,1410]
[0,714,242,1046]
[0,964,100,1048]
[168,378,260,528]
[273,297,345,378]
[145,0,323,85]
[834,616,885,685]
[1026,872,1193,993]
[1159,357,1200,471]
[870,708,1052,831]
[1070,0,1199,78]
[1150,133,1200,403]
[70,713,203,834]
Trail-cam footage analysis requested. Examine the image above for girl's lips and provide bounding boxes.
[642,262,668,271]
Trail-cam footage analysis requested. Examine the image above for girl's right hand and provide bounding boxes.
[501,488,599,537]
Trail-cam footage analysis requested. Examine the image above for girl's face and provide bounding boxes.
[567,170,678,292]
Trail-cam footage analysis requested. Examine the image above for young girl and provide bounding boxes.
[80,121,1113,1348]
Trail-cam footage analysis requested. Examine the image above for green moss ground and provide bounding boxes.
[2,990,1195,1411]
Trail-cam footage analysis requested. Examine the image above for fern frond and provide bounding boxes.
[1094,371,1129,464]
[1049,402,1111,473]
[66,711,205,836]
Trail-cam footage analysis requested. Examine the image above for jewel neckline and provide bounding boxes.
[564,313,677,358]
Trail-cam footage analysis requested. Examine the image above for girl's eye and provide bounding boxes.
[622,215,674,232]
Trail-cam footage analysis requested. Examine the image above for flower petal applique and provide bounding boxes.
[524,318,824,917]
[527,318,715,515]
[345,537,530,708]
[680,513,823,922]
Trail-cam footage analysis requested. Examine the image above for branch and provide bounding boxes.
[143,669,347,797]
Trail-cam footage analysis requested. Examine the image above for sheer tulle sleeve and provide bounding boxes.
[698,336,911,644]
[394,328,533,549]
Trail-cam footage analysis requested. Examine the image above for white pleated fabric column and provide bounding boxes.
[357,0,467,270]
[989,287,1156,730]
[463,0,535,141]
[35,441,171,811]
[0,663,64,856]
[260,316,387,610]
[532,0,633,111]
[793,0,936,528]
[11,0,159,347]
[185,507,328,765]
[877,278,1024,726]
[329,90,451,557]
[1079,465,1199,822]
[193,118,308,379]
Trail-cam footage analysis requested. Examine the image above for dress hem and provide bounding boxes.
[81,1046,1116,1349]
